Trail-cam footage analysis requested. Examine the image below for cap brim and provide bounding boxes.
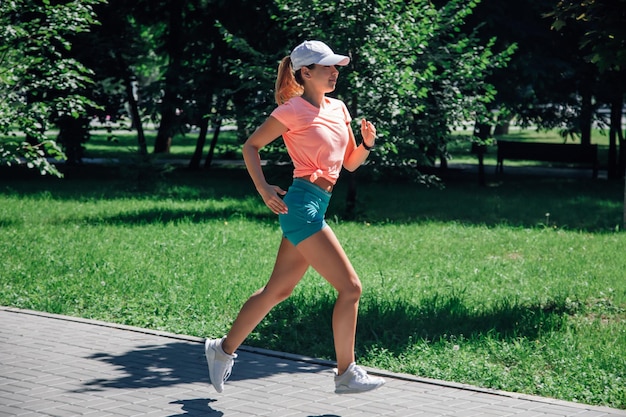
[317,54,350,67]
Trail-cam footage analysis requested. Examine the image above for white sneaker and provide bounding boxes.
[204,338,237,393]
[334,362,385,394]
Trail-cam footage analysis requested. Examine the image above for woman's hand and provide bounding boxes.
[360,118,377,148]
[258,183,288,215]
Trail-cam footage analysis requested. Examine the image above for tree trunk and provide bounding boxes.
[474,122,491,186]
[493,118,510,135]
[617,107,626,230]
[189,116,209,170]
[204,115,223,170]
[123,76,148,160]
[202,97,226,169]
[115,51,148,160]
[154,2,183,154]
[439,144,448,170]
[56,116,89,165]
[607,95,622,179]
[579,86,593,146]
[618,105,626,179]
[154,103,176,153]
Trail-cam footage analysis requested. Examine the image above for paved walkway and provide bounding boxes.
[1,307,624,417]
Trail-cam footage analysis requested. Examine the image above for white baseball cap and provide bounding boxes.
[290,40,350,71]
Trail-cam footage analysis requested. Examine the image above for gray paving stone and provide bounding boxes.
[1,306,625,417]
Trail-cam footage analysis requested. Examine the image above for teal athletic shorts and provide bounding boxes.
[279,178,331,246]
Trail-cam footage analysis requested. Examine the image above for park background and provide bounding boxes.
[1,0,625,410]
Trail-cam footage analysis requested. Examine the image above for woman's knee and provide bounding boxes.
[261,285,294,304]
[338,275,362,301]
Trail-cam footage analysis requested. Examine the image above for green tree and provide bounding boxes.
[0,0,102,176]
[548,0,626,227]
[74,0,169,160]
[549,0,626,179]
[273,0,511,169]
[89,0,188,156]
[116,0,277,164]
[213,0,286,155]
[467,0,592,139]
[268,0,512,213]
[179,1,280,170]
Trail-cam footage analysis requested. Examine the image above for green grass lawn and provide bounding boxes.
[1,161,624,409]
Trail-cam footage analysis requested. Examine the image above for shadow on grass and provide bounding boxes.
[1,164,622,232]
[254,291,576,360]
[0,164,263,199]
[352,174,623,233]
[358,292,572,349]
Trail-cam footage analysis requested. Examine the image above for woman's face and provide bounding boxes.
[302,64,340,93]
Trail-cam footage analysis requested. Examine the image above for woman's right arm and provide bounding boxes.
[242,116,289,215]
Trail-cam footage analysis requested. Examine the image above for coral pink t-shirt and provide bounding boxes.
[270,96,353,185]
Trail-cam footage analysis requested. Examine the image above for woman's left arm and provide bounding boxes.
[343,118,377,172]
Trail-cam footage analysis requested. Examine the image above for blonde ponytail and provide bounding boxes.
[274,56,304,105]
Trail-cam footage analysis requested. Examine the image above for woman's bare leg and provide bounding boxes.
[222,237,309,355]
[221,225,362,376]
[296,227,362,375]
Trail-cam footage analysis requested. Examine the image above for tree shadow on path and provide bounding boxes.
[76,338,332,415]
[79,340,325,391]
